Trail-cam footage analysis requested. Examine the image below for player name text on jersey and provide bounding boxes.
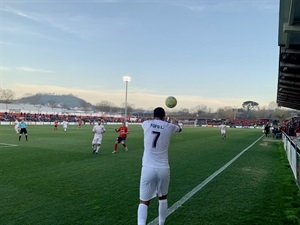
[150,123,164,129]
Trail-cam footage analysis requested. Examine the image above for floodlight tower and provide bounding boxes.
[123,76,131,122]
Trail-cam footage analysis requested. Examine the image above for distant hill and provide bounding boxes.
[16,93,94,109]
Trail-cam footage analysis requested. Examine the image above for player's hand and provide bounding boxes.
[171,118,178,125]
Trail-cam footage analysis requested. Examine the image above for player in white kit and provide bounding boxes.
[92,119,105,154]
[219,122,227,139]
[14,118,20,134]
[62,119,68,132]
[137,107,182,225]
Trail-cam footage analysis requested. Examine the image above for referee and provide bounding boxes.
[18,118,28,141]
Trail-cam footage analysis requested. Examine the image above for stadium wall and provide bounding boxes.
[282,132,300,186]
[0,122,140,126]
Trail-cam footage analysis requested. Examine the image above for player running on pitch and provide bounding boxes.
[14,118,20,134]
[92,119,106,154]
[112,121,129,153]
[219,122,227,139]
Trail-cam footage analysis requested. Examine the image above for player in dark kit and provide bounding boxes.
[18,118,28,141]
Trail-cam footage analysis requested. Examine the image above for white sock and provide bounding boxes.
[96,146,100,153]
[159,199,168,225]
[137,203,148,225]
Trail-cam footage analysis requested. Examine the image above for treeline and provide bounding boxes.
[0,90,300,120]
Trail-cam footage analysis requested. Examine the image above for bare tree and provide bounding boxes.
[48,99,56,111]
[35,104,43,114]
[0,89,15,109]
[268,101,278,110]
[242,101,259,118]
[121,102,134,116]
[216,106,234,119]
[272,108,289,121]
[192,105,208,117]
[80,101,91,113]
[174,108,190,116]
[95,101,115,113]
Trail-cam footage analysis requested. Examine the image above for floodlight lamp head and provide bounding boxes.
[123,76,131,82]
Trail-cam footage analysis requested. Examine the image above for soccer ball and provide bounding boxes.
[165,96,177,108]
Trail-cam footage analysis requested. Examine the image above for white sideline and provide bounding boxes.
[147,135,264,225]
[0,143,18,148]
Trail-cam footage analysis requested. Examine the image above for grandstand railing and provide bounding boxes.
[282,132,300,186]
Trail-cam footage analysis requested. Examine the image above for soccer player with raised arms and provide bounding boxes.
[137,107,182,225]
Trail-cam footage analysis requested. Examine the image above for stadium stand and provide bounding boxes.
[277,0,300,110]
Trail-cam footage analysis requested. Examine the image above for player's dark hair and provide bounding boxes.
[154,107,165,119]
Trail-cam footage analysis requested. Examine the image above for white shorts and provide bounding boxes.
[221,130,226,134]
[92,136,103,145]
[139,166,170,201]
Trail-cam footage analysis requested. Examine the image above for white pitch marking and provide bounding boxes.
[147,135,264,225]
[0,143,18,148]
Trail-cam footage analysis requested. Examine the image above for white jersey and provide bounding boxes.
[220,124,227,133]
[14,120,19,128]
[62,121,68,128]
[93,124,105,136]
[141,119,181,168]
[92,124,105,144]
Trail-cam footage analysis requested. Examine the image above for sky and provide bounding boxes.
[0,0,280,112]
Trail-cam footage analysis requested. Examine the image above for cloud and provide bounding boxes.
[0,41,16,46]
[0,66,13,72]
[2,5,39,22]
[175,0,278,13]
[2,4,76,36]
[16,67,53,73]
[184,5,206,13]
[255,1,279,11]
[7,83,270,112]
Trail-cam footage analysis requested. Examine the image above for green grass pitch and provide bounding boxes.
[0,124,299,225]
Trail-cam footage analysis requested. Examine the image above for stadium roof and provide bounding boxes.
[277,0,300,110]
